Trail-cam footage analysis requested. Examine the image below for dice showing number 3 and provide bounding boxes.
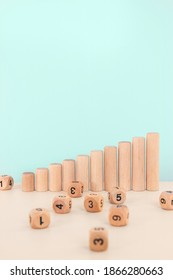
[52,193,72,214]
[89,227,108,251]
[29,208,50,229]
[67,181,83,198]
[108,187,126,204]
[84,193,104,212]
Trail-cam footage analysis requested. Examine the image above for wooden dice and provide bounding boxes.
[160,191,173,210]
[84,193,104,212]
[89,227,108,252]
[109,205,129,226]
[108,187,126,204]
[52,194,72,214]
[67,181,83,198]
[0,175,14,190]
[29,208,50,229]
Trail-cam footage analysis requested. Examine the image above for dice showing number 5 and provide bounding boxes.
[52,194,72,214]
[84,193,104,212]
[108,187,126,204]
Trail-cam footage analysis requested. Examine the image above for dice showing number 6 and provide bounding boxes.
[109,205,129,226]
[108,187,126,204]
[84,193,104,212]
[52,194,72,214]
[29,208,50,229]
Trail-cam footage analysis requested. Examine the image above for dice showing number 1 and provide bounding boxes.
[52,194,72,214]
[29,208,50,229]
[84,193,104,212]
[108,187,126,204]
[0,175,14,190]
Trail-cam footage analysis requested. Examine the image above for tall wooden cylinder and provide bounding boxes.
[62,159,75,191]
[132,137,145,191]
[76,155,89,191]
[118,142,131,191]
[22,172,35,192]
[35,168,48,192]
[104,146,117,191]
[90,150,103,192]
[49,163,62,192]
[146,132,160,191]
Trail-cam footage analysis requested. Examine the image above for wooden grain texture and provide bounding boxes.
[132,137,145,191]
[90,150,103,192]
[62,159,75,191]
[118,142,131,191]
[49,163,62,192]
[146,132,160,191]
[22,172,35,192]
[35,168,48,192]
[104,146,117,191]
[76,155,89,191]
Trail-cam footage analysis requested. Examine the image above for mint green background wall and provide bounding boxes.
[0,0,173,182]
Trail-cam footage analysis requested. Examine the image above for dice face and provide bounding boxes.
[160,191,173,210]
[0,175,14,190]
[52,194,72,214]
[84,193,104,212]
[67,181,83,198]
[89,227,108,252]
[29,208,50,229]
[109,205,129,226]
[108,187,126,204]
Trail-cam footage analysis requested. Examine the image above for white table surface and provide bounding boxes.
[0,182,173,260]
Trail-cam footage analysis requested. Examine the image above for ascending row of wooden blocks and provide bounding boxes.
[22,132,159,192]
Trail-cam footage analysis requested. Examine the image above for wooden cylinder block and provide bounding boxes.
[132,137,145,191]
[90,150,103,192]
[104,146,117,191]
[22,172,35,192]
[49,163,62,192]
[62,159,75,191]
[146,132,160,191]
[35,168,48,192]
[76,155,89,191]
[118,142,131,191]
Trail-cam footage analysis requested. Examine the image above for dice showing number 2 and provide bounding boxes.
[52,193,72,214]
[108,187,126,204]
[84,193,104,212]
[29,208,50,229]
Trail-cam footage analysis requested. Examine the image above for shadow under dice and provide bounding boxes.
[84,193,104,212]
[89,227,108,252]
[52,193,72,214]
[109,205,129,226]
[160,191,173,210]
[29,208,50,229]
[0,175,14,190]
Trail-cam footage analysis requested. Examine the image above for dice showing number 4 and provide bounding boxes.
[0,175,14,190]
[108,187,126,204]
[52,193,72,214]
